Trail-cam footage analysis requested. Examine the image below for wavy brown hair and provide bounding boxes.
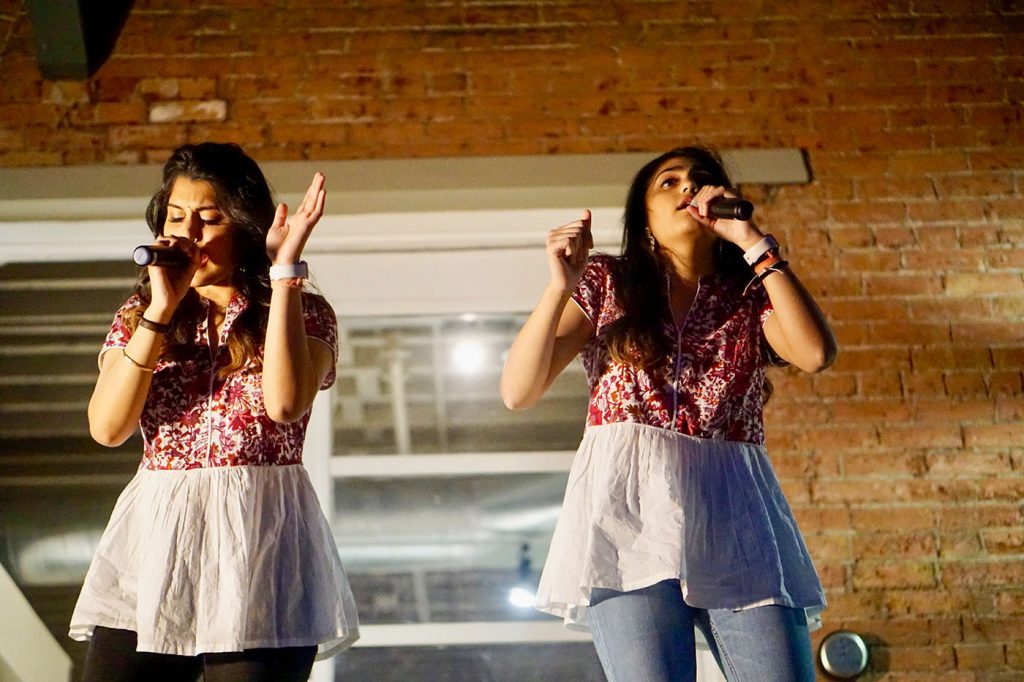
[124,143,277,377]
[604,147,753,368]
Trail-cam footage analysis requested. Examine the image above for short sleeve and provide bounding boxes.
[752,285,774,326]
[302,293,339,389]
[570,254,617,330]
[98,296,143,367]
[751,286,787,367]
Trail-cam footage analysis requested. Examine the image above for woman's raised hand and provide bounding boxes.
[546,209,593,293]
[687,185,762,249]
[266,172,326,265]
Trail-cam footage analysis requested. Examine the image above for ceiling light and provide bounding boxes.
[451,338,487,374]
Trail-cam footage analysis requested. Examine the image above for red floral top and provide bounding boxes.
[573,254,776,445]
[101,293,338,470]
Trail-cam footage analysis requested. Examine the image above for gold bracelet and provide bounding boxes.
[121,347,155,373]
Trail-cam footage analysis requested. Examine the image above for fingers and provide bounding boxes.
[581,208,594,250]
[313,186,325,219]
[297,172,325,217]
[689,185,731,219]
[271,203,288,231]
[546,211,593,267]
[298,173,319,213]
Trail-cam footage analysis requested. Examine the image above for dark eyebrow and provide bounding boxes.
[167,203,220,212]
[653,165,690,184]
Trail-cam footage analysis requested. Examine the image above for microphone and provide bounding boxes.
[706,197,754,221]
[133,244,190,268]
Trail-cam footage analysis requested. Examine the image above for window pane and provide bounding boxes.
[334,473,567,625]
[333,314,589,455]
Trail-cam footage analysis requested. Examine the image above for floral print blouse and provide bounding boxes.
[101,293,338,470]
[573,254,776,445]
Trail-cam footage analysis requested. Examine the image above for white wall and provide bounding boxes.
[0,563,71,682]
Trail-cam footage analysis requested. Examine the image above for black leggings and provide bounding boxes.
[81,626,317,682]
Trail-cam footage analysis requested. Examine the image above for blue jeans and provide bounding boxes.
[588,580,815,682]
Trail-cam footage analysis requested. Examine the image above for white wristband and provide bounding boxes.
[742,234,779,265]
[269,261,308,280]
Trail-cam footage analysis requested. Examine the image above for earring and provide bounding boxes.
[645,227,657,252]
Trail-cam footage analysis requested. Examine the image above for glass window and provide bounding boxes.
[334,473,567,625]
[332,314,589,455]
[330,313,591,631]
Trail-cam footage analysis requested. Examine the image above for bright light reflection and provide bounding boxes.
[451,338,487,374]
[508,586,537,608]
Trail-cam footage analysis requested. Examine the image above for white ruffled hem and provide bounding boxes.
[536,422,825,630]
[69,464,359,659]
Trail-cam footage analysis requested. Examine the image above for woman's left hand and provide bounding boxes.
[686,184,762,250]
[266,172,326,265]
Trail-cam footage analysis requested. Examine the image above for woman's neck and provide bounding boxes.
[195,284,236,311]
[657,240,716,285]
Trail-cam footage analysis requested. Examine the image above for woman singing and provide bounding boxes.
[70,142,359,682]
[501,147,835,681]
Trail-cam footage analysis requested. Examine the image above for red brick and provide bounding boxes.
[107,125,187,149]
[928,452,1013,477]
[942,561,1024,588]
[873,645,955,672]
[996,592,1024,616]
[954,642,1007,669]
[945,273,1024,296]
[864,274,942,294]
[964,424,1024,449]
[909,298,994,321]
[854,560,937,589]
[830,202,908,225]
[855,531,938,559]
[885,589,990,617]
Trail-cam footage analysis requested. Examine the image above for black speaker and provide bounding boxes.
[24,0,134,79]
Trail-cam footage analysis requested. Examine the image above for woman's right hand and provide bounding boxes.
[146,235,200,319]
[546,209,593,293]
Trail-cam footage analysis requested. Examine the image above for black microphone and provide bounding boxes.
[133,244,190,268]
[707,198,754,221]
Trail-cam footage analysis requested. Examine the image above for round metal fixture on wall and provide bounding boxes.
[819,630,869,679]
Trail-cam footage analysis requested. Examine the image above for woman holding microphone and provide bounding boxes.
[70,142,359,682]
[501,146,835,681]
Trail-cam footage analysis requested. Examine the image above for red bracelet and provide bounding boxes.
[272,277,305,289]
[743,260,790,296]
[753,249,783,275]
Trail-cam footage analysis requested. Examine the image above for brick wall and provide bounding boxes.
[2,0,1023,679]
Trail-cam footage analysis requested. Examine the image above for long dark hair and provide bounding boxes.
[605,146,752,367]
[125,142,277,376]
